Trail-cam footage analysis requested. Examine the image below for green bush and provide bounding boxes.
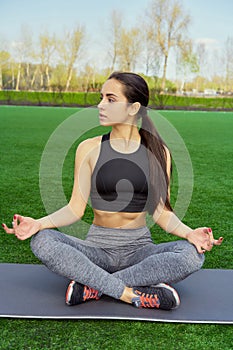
[0,90,101,107]
[0,90,233,109]
[149,93,233,110]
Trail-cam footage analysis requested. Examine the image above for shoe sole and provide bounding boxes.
[154,283,180,309]
[65,280,76,306]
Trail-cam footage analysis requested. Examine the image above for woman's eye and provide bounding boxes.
[99,95,115,103]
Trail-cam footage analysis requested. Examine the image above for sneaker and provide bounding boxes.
[132,283,180,310]
[66,280,100,306]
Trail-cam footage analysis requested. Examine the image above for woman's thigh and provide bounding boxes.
[30,229,118,271]
[123,240,203,268]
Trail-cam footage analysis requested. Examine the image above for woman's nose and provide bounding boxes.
[98,99,105,109]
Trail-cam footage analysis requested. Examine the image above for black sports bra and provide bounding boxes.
[90,133,150,213]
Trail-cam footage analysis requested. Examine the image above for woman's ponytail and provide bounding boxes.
[139,113,173,214]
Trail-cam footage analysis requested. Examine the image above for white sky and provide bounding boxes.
[0,0,232,78]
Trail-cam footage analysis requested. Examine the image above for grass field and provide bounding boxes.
[0,106,233,350]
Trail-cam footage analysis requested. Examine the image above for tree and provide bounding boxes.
[0,51,10,90]
[21,26,34,90]
[39,31,56,91]
[195,41,208,76]
[108,10,123,72]
[146,0,191,91]
[141,21,162,76]
[176,39,199,91]
[13,41,23,91]
[224,36,233,92]
[50,64,67,91]
[57,26,85,91]
[12,26,34,91]
[118,27,142,71]
[79,64,97,92]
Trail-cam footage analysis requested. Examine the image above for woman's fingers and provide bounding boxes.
[213,237,224,246]
[2,214,24,235]
[207,228,223,246]
[1,223,15,234]
[198,247,206,254]
[13,214,24,226]
[13,214,18,229]
[193,228,215,253]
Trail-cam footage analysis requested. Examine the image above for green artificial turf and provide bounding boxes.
[0,106,232,350]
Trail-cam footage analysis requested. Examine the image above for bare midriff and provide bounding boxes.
[93,209,147,229]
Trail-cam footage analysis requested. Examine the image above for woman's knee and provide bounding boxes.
[30,229,56,258]
[181,240,205,271]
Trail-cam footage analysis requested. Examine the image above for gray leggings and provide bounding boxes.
[30,225,204,299]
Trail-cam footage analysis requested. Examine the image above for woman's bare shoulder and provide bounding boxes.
[79,135,102,148]
[75,136,102,157]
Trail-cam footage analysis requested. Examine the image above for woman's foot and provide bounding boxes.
[132,283,180,310]
[66,280,101,306]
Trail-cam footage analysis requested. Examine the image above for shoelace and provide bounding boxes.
[83,286,100,301]
[135,290,160,308]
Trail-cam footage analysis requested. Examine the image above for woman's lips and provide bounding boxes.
[99,114,107,121]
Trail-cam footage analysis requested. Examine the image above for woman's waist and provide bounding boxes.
[93,209,147,229]
[85,223,152,248]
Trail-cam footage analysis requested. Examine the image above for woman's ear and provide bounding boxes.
[128,102,141,116]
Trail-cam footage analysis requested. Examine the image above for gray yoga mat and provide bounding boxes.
[0,263,232,324]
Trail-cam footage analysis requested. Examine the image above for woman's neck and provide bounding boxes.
[110,124,141,153]
[110,124,140,141]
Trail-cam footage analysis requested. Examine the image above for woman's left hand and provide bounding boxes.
[186,227,223,254]
[2,214,41,241]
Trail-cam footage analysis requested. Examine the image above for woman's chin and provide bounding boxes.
[99,118,112,126]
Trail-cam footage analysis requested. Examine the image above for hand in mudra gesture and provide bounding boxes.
[186,227,223,254]
[2,214,41,241]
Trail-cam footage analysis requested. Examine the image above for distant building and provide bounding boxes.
[204,89,217,95]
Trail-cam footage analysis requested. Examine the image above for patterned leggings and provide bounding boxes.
[30,224,204,299]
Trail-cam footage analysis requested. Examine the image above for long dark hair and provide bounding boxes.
[108,72,173,214]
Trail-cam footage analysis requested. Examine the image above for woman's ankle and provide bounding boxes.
[120,287,137,304]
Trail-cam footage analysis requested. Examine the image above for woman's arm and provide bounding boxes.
[2,139,93,240]
[152,147,223,253]
[38,139,93,229]
[153,206,223,253]
[153,206,192,239]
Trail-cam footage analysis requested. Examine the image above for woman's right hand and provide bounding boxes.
[2,214,42,241]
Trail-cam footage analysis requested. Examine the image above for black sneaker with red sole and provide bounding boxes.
[132,283,180,310]
[66,280,100,306]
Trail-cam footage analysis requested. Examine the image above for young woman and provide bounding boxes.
[2,72,223,310]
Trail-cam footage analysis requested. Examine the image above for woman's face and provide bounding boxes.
[98,79,133,126]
